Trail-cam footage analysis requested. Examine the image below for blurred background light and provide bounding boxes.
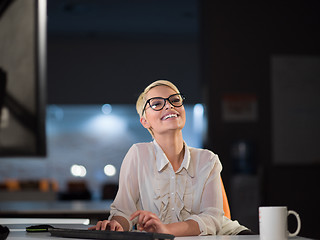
[85,114,128,136]
[71,164,87,177]
[193,103,204,132]
[83,219,90,225]
[101,104,112,115]
[104,164,116,177]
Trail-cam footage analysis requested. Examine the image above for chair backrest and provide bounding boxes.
[221,177,231,219]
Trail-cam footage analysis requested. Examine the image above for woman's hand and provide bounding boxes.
[88,219,124,231]
[130,210,170,234]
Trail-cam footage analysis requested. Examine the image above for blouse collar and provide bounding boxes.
[153,140,194,177]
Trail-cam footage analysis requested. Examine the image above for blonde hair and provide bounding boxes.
[136,80,181,137]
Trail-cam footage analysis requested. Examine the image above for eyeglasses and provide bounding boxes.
[142,93,185,115]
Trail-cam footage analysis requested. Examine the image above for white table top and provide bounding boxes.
[0,218,313,240]
[5,231,313,240]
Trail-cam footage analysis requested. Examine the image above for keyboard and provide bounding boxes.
[49,228,175,240]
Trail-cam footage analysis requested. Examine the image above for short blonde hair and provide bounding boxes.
[136,80,181,136]
[136,80,180,117]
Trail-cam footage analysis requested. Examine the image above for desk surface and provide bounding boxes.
[2,222,313,240]
[6,231,313,240]
[0,203,315,240]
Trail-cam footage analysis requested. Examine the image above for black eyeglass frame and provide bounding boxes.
[142,93,186,116]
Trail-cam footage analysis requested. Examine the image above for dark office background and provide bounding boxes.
[201,1,320,239]
[47,0,202,104]
[48,0,320,238]
[2,0,320,239]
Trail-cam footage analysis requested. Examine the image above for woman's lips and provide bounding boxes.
[161,113,178,120]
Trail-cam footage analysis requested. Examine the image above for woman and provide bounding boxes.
[90,80,250,236]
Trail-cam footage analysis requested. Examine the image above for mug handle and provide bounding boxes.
[288,210,301,237]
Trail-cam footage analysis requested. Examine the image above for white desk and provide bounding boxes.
[2,221,313,240]
[5,231,313,240]
[176,237,312,240]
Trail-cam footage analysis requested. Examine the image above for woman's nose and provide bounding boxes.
[164,100,173,109]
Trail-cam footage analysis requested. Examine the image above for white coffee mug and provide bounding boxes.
[259,206,301,240]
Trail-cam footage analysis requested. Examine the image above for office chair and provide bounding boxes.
[221,177,231,219]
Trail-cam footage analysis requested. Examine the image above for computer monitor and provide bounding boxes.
[0,0,47,156]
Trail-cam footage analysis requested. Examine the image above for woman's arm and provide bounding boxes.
[166,220,200,236]
[184,150,224,235]
[131,210,200,236]
[111,216,130,231]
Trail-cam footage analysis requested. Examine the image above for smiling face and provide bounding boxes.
[140,85,186,138]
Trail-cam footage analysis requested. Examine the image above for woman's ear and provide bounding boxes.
[140,116,151,129]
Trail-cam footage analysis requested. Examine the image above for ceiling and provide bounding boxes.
[47,0,199,38]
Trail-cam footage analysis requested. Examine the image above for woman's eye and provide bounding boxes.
[151,100,163,108]
[171,97,181,103]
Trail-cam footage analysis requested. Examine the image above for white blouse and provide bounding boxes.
[109,140,225,235]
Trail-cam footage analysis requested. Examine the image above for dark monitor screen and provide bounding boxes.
[0,0,47,157]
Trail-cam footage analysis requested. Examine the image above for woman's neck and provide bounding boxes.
[154,131,184,172]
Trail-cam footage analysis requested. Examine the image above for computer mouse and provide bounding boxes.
[0,225,9,240]
[26,224,54,232]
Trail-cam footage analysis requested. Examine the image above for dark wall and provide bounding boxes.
[201,1,320,239]
[46,0,202,105]
[47,36,201,104]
